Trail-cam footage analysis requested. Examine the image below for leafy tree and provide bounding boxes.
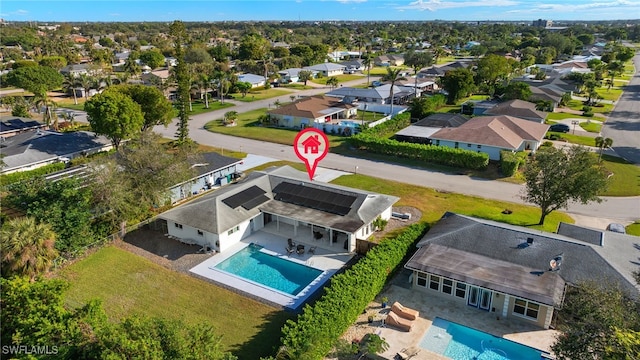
[606,61,625,90]
[381,67,407,116]
[10,97,31,118]
[404,50,433,96]
[595,136,613,162]
[238,34,271,61]
[185,47,214,65]
[1,217,58,281]
[4,178,95,253]
[615,45,635,63]
[4,65,63,98]
[522,146,608,225]
[476,54,512,94]
[38,55,67,70]
[298,70,314,86]
[552,281,640,360]
[357,333,389,360]
[223,111,238,126]
[84,89,144,150]
[139,48,166,69]
[441,68,475,104]
[170,20,192,145]
[236,81,252,97]
[408,94,446,119]
[503,81,532,101]
[111,84,173,131]
[123,56,141,78]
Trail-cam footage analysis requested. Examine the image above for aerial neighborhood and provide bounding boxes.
[1,11,640,360]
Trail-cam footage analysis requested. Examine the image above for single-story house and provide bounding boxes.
[394,113,469,145]
[141,69,171,86]
[237,73,266,88]
[326,84,416,105]
[0,116,47,138]
[485,99,548,123]
[303,63,346,77]
[405,213,639,329]
[395,78,436,94]
[169,152,243,204]
[340,60,365,73]
[374,55,405,67]
[0,130,113,174]
[278,68,308,83]
[267,95,357,129]
[60,63,95,77]
[429,115,549,160]
[417,61,471,79]
[159,165,399,253]
[328,51,361,62]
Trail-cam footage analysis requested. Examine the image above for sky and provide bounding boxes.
[1,0,639,22]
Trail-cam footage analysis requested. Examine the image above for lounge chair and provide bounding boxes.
[391,301,419,320]
[296,244,305,255]
[288,238,296,248]
[286,246,295,255]
[308,246,316,254]
[385,311,413,332]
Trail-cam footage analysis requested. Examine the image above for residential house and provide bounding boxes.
[271,41,291,49]
[267,95,357,129]
[374,54,405,67]
[485,99,548,123]
[417,61,471,79]
[141,69,171,86]
[159,165,399,253]
[394,113,469,145]
[237,73,266,88]
[278,68,309,83]
[405,213,639,329]
[395,78,436,94]
[340,59,364,73]
[303,63,346,77]
[328,51,361,62]
[60,63,95,77]
[169,152,243,204]
[0,130,113,174]
[429,115,549,160]
[326,84,416,105]
[0,116,47,138]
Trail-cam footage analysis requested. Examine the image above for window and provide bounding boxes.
[197,230,204,236]
[455,283,466,298]
[429,275,440,291]
[227,225,240,236]
[513,299,540,319]
[467,143,472,148]
[435,140,440,146]
[442,279,453,295]
[477,144,482,149]
[174,223,183,229]
[454,142,459,149]
[417,273,427,287]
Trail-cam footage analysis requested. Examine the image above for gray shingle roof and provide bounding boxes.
[406,213,638,302]
[0,116,45,135]
[159,165,399,235]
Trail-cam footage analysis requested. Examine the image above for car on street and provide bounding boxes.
[549,123,570,133]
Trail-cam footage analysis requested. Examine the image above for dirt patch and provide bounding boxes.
[370,206,422,242]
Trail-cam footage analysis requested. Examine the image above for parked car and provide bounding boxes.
[549,123,570,133]
[606,223,626,234]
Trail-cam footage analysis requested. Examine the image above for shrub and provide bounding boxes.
[279,223,428,359]
[500,150,526,177]
[0,162,67,187]
[541,141,554,147]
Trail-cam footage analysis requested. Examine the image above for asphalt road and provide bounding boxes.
[602,54,640,164]
[146,76,639,223]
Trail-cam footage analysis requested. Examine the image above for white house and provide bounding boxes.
[267,95,358,129]
[158,166,399,253]
[303,63,346,77]
[429,115,549,160]
[238,73,266,88]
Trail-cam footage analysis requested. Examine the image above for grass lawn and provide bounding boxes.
[626,221,640,236]
[367,66,407,76]
[600,154,640,196]
[184,100,235,115]
[567,99,613,114]
[437,56,457,64]
[280,83,313,90]
[60,246,292,359]
[311,74,363,85]
[204,108,348,148]
[597,88,623,102]
[231,88,293,102]
[546,132,597,146]
[579,121,603,133]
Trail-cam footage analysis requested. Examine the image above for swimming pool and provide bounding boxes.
[420,317,548,360]
[213,244,323,296]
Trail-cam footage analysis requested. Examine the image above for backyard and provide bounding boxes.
[231,88,293,102]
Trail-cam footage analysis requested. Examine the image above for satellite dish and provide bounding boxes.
[550,259,557,270]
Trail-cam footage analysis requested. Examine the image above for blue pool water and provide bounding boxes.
[213,244,323,296]
[421,317,547,360]
[338,120,360,128]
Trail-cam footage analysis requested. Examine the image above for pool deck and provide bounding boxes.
[190,229,354,310]
[339,284,559,360]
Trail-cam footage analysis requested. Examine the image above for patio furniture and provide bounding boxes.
[385,311,414,332]
[308,246,316,254]
[296,244,305,255]
[391,301,419,320]
[395,347,420,360]
[288,238,296,248]
[286,246,295,255]
[313,231,323,240]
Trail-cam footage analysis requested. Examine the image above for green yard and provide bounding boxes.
[60,246,291,359]
[311,74,363,85]
[600,155,640,196]
[280,83,314,90]
[566,99,614,114]
[231,88,293,102]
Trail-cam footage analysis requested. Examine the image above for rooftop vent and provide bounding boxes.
[549,253,564,271]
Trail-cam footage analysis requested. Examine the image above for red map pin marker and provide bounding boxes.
[293,128,329,181]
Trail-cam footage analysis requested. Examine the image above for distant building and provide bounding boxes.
[532,19,553,28]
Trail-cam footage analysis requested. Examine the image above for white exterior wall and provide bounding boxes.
[166,221,218,249]
[218,219,252,253]
[435,139,506,161]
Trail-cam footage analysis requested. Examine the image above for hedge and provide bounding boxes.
[500,151,520,177]
[350,134,489,170]
[278,223,429,359]
[0,162,67,187]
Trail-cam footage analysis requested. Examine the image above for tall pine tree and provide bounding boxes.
[170,20,191,145]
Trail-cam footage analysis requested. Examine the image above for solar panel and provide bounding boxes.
[272,182,357,216]
[241,194,270,210]
[222,186,266,209]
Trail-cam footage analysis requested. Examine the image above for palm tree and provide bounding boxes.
[362,55,373,87]
[1,217,59,281]
[77,73,94,100]
[33,94,58,130]
[595,136,613,162]
[381,67,407,116]
[123,57,141,79]
[223,110,238,126]
[326,76,339,90]
[62,73,80,105]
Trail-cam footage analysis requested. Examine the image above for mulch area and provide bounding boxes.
[118,226,211,273]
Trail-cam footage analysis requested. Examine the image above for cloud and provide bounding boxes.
[109,13,121,17]
[507,0,640,14]
[397,0,518,11]
[335,0,367,3]
[15,9,29,15]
